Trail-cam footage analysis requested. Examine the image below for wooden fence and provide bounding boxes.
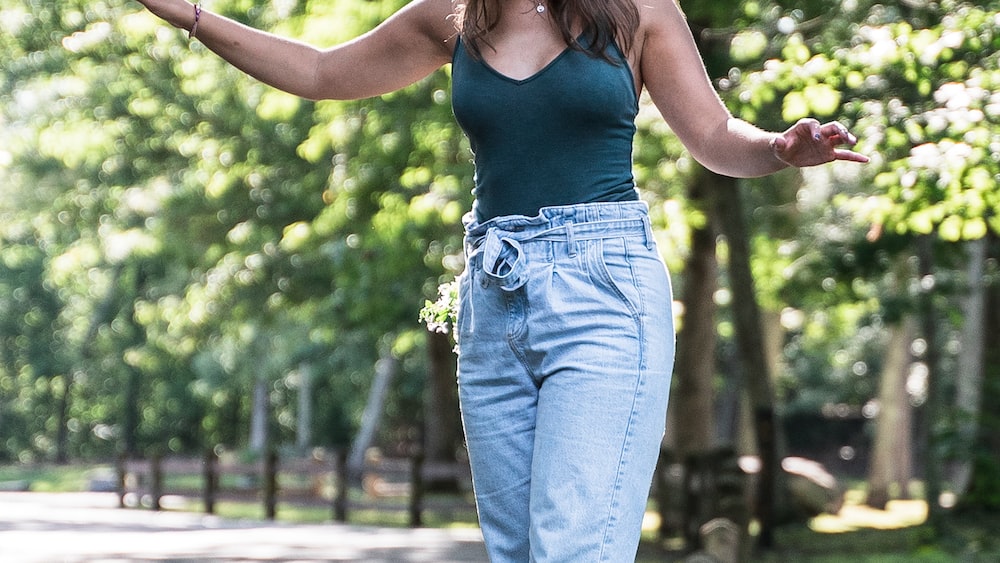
[117,446,752,553]
[655,446,750,558]
[116,449,475,527]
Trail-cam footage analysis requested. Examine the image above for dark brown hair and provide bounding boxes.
[453,0,640,61]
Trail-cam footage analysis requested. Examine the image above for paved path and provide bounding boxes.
[0,492,488,562]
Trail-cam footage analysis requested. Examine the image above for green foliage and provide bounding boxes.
[669,2,1000,494]
[731,0,1000,241]
[1,0,470,462]
[2,1,998,512]
[708,0,999,404]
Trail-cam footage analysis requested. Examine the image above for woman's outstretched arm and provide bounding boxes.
[636,0,868,176]
[135,0,457,100]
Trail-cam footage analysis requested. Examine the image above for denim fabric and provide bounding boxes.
[456,201,675,562]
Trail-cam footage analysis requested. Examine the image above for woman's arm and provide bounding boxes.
[635,0,867,176]
[135,0,456,100]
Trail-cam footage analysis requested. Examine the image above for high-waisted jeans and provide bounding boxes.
[456,201,675,562]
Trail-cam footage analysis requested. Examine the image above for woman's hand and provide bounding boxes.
[771,118,870,168]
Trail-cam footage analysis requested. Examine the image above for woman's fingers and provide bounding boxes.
[833,147,870,163]
[820,121,858,146]
[777,119,869,166]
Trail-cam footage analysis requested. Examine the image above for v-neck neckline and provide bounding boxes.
[478,43,576,85]
[467,32,589,85]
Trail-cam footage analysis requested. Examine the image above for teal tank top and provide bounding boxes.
[451,35,639,221]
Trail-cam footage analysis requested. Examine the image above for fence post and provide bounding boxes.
[203,449,217,515]
[116,454,127,508]
[409,449,425,528]
[150,453,162,511]
[657,447,685,541]
[264,449,278,520]
[334,448,348,523]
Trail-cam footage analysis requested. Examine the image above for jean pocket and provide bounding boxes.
[591,237,643,318]
[455,269,474,346]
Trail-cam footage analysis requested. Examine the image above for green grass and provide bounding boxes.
[637,521,1000,562]
[0,462,479,525]
[0,463,114,492]
[174,497,479,528]
[636,492,1000,563]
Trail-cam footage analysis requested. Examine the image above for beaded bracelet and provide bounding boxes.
[189,2,202,40]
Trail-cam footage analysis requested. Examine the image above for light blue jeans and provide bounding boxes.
[456,201,675,562]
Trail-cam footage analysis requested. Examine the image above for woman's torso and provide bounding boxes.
[450,2,644,220]
[451,32,639,220]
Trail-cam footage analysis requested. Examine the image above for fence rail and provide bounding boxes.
[116,449,475,527]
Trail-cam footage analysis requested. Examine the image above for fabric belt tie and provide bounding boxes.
[481,228,527,291]
[469,215,654,293]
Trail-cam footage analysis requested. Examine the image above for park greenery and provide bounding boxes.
[2,0,1000,557]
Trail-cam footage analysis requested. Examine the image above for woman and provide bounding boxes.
[134,0,868,560]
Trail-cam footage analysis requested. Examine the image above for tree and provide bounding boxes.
[731,0,1000,520]
[866,315,916,509]
[0,0,471,464]
[964,240,1000,512]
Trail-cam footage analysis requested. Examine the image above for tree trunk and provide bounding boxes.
[249,376,269,453]
[714,177,785,547]
[422,330,461,491]
[950,238,988,495]
[123,264,148,458]
[123,364,142,457]
[296,362,314,451]
[866,317,915,509]
[962,234,1000,511]
[665,167,719,457]
[348,345,398,482]
[53,374,72,464]
[761,311,785,399]
[917,235,944,527]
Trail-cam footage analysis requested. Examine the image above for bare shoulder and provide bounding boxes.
[634,0,689,46]
[630,0,700,85]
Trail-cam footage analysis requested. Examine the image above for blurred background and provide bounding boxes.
[1,0,999,561]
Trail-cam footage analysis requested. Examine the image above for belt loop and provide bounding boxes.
[566,221,577,257]
[643,216,655,251]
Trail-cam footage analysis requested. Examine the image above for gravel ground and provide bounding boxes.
[0,492,488,562]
